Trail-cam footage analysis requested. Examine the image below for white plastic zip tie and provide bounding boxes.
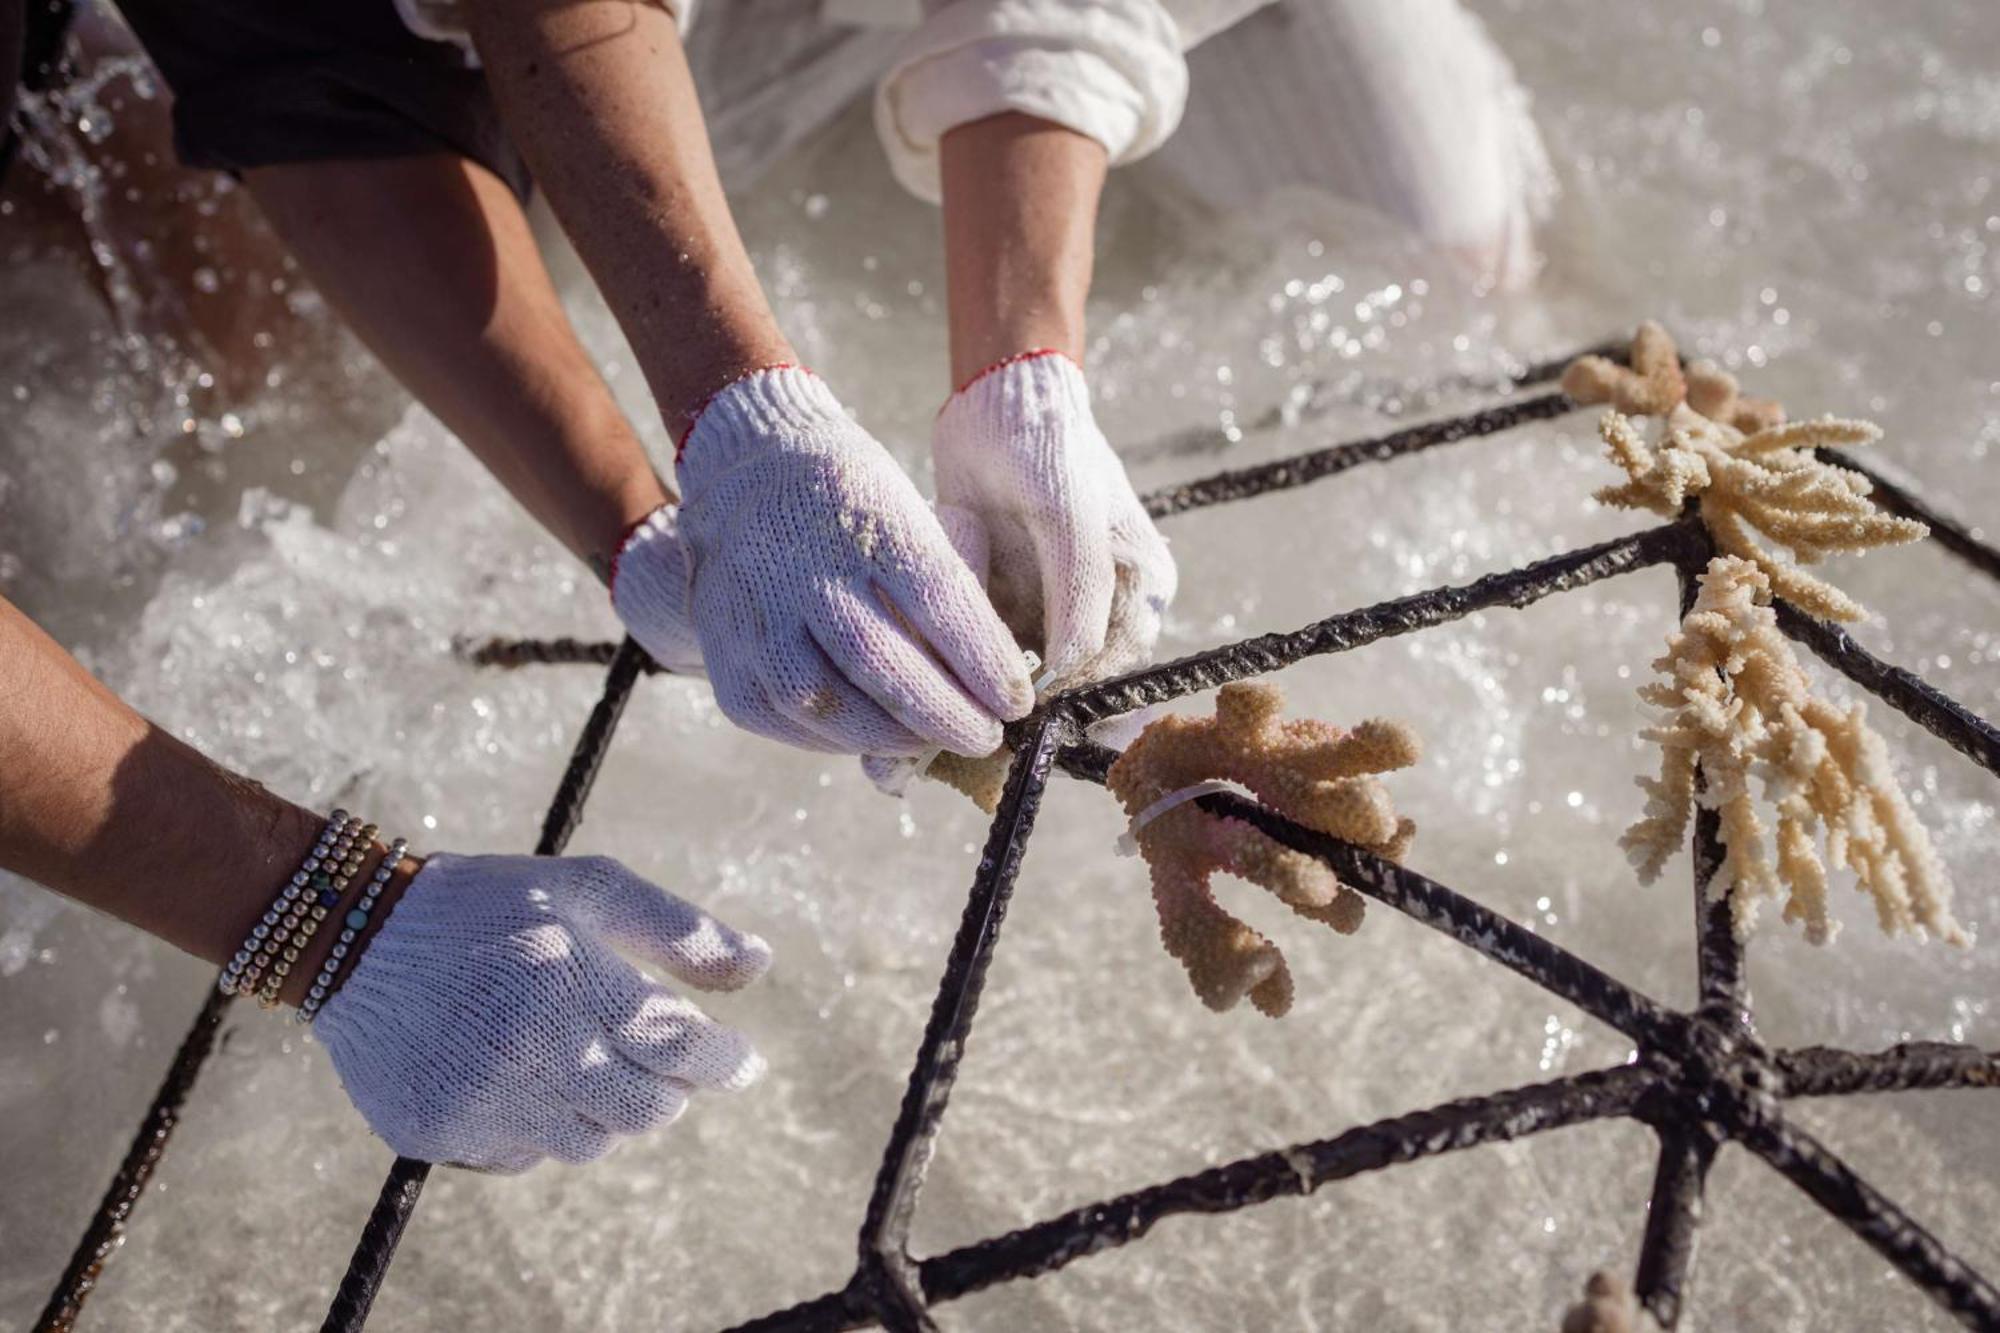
[1022,649,1048,693]
[875,751,934,799]
[1114,780,1245,856]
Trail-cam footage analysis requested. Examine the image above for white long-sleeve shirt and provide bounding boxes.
[387,0,1228,201]
[864,0,1254,203]
[386,0,1551,287]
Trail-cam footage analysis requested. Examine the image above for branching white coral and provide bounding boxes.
[1594,404,1927,622]
[1567,320,1924,622]
[1623,556,1968,946]
[1106,682,1420,1016]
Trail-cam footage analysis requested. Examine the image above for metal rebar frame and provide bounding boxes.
[34,340,2000,1333]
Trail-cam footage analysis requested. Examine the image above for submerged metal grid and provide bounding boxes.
[35,340,2000,1332]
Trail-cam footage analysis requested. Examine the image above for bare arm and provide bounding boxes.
[939,112,1108,385]
[455,0,1034,749]
[1,594,766,1170]
[925,111,1174,688]
[0,595,405,1003]
[462,0,795,436]
[246,154,670,581]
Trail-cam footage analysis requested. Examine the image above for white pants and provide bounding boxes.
[1157,1,1554,288]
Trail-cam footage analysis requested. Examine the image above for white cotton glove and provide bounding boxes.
[609,503,707,676]
[932,352,1177,689]
[668,366,1033,756]
[316,853,768,1172]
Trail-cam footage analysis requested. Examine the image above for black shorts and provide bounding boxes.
[111,0,531,199]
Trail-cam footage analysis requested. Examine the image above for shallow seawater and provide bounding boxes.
[3,1,1998,1329]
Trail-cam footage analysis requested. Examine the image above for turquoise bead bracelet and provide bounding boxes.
[255,820,376,1008]
[297,836,408,1025]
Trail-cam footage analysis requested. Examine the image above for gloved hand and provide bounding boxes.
[857,504,1003,797]
[933,352,1177,688]
[316,853,769,1172]
[667,366,1033,756]
[610,503,707,676]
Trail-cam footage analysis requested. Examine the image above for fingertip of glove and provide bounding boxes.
[972,665,1032,725]
[860,752,920,797]
[654,915,773,992]
[722,1045,768,1092]
[940,711,1007,759]
[942,630,1034,728]
[718,931,774,990]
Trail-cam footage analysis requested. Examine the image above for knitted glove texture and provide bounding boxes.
[674,367,1032,756]
[933,352,1177,686]
[316,853,768,1172]
[611,503,707,676]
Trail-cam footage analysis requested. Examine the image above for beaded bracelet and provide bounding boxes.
[233,825,352,999]
[233,814,366,1000]
[255,820,377,1008]
[297,836,408,1025]
[218,811,357,998]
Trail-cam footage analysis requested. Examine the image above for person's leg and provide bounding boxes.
[245,152,667,577]
[1159,0,1555,291]
[2,3,309,402]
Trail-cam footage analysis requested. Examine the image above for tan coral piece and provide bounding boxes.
[1562,320,1688,416]
[1593,404,1927,621]
[1560,318,1784,430]
[927,747,1012,813]
[1685,358,1786,433]
[1558,1272,1662,1333]
[1106,681,1420,1016]
[1622,556,1968,946]
[1563,320,1785,433]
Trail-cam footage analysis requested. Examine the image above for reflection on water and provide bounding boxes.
[2,1,1998,1329]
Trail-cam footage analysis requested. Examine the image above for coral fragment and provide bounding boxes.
[1563,320,1783,433]
[1622,556,1968,946]
[927,747,1012,813]
[1106,682,1420,1016]
[1568,320,1922,622]
[1593,405,1925,622]
[1558,1272,1661,1333]
[1562,320,1688,417]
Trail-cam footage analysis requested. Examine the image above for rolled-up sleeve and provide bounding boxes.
[390,0,698,68]
[873,0,1190,203]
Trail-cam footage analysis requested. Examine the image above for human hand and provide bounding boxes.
[932,352,1176,688]
[610,502,707,676]
[855,504,1009,797]
[672,366,1033,756]
[316,853,769,1172]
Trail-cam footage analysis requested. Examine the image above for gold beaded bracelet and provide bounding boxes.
[235,814,363,998]
[219,811,357,999]
[254,821,377,1008]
